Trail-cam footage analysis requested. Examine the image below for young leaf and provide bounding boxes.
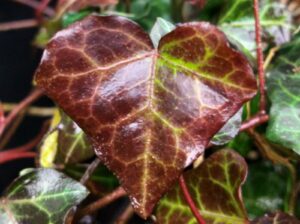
[150,17,175,48]
[0,169,89,224]
[39,110,94,167]
[266,73,300,154]
[34,15,257,218]
[156,149,248,224]
[250,212,300,224]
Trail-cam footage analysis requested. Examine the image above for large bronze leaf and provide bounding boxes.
[35,15,257,218]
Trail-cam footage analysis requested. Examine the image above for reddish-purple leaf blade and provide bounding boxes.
[35,15,257,218]
[251,212,300,224]
[156,149,248,224]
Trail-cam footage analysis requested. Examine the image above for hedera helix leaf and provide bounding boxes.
[34,15,257,218]
[39,109,94,167]
[156,149,248,224]
[242,161,291,219]
[0,169,89,224]
[250,212,300,224]
[219,0,294,60]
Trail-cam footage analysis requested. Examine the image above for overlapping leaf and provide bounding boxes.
[35,15,257,218]
[156,149,248,224]
[251,212,300,224]
[39,109,94,167]
[0,169,89,224]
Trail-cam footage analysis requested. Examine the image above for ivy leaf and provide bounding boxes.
[0,169,89,224]
[242,161,291,219]
[269,32,300,75]
[220,0,294,59]
[211,108,243,145]
[250,212,300,224]
[266,73,300,154]
[34,15,257,218]
[156,149,248,224]
[39,110,94,167]
[150,17,175,48]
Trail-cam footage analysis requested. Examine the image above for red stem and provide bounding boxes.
[0,19,38,32]
[13,0,55,17]
[0,122,48,164]
[253,0,266,113]
[35,0,52,22]
[1,88,44,138]
[0,152,36,164]
[179,175,206,224]
[240,113,269,132]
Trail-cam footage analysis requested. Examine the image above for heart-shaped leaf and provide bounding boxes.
[250,212,300,224]
[0,169,89,224]
[156,149,248,224]
[34,15,257,218]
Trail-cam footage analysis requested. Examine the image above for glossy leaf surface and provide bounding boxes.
[39,109,94,167]
[211,108,243,145]
[0,169,89,224]
[35,15,257,218]
[251,212,300,224]
[266,73,300,154]
[156,149,248,224]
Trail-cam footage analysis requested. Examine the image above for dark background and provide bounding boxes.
[0,0,51,193]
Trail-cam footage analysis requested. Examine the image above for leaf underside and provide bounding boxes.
[35,15,257,218]
[0,169,89,224]
[156,149,248,224]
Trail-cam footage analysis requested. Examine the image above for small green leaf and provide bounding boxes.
[211,108,243,145]
[62,9,94,28]
[156,149,248,224]
[266,73,300,154]
[220,1,294,59]
[0,169,89,224]
[250,212,300,224]
[150,17,175,48]
[242,161,290,219]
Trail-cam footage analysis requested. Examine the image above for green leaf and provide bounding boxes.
[64,164,119,193]
[156,149,248,224]
[39,109,94,167]
[35,15,257,218]
[62,9,94,28]
[211,108,243,145]
[219,1,294,59]
[250,212,300,224]
[0,169,89,224]
[150,17,175,48]
[269,32,300,75]
[242,161,290,219]
[266,73,300,154]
